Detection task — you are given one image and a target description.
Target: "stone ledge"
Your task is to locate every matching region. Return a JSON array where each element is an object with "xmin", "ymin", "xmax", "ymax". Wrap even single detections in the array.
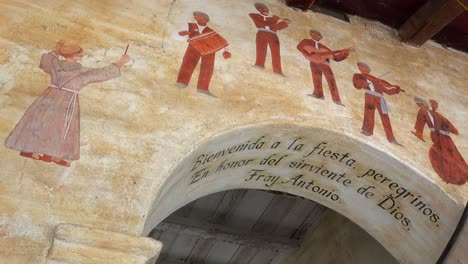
[{"xmin": 46, "ymin": 224, "xmax": 162, "ymax": 264}]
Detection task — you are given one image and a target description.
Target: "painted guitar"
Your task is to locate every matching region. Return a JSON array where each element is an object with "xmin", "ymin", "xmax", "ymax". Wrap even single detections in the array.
[{"xmin": 304, "ymin": 47, "xmax": 355, "ymax": 64}]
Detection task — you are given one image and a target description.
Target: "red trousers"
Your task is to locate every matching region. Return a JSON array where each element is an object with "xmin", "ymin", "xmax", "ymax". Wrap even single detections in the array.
[
  {"xmin": 255, "ymin": 31, "xmax": 282, "ymax": 74},
  {"xmin": 176, "ymin": 44, "xmax": 215, "ymax": 91},
  {"xmin": 362, "ymin": 93, "xmax": 396, "ymax": 141},
  {"xmin": 310, "ymin": 62, "xmax": 341, "ymax": 102}
]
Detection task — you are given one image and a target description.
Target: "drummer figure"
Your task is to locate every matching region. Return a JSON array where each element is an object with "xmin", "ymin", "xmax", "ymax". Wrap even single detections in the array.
[{"xmin": 176, "ymin": 11, "xmax": 231, "ymax": 96}]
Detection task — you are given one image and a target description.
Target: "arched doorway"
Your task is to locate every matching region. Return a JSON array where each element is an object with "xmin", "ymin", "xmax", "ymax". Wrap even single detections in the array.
[
  {"xmin": 142, "ymin": 124, "xmax": 461, "ymax": 263},
  {"xmin": 149, "ymin": 188, "xmax": 397, "ymax": 263}
]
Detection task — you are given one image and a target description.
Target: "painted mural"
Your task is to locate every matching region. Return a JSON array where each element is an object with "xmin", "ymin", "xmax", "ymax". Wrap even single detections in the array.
[
  {"xmin": 4, "ymin": 41, "xmax": 131, "ymax": 166},
  {"xmin": 297, "ymin": 30, "xmax": 354, "ymax": 105},
  {"xmin": 176, "ymin": 11, "xmax": 231, "ymax": 96},
  {"xmin": 412, "ymin": 97, "xmax": 468, "ymax": 185},
  {"xmin": 249, "ymin": 2, "xmax": 290, "ymax": 75},
  {"xmin": 352, "ymin": 62, "xmax": 404, "ymax": 145},
  {"xmin": 0, "ymin": 0, "xmax": 466, "ymax": 263},
  {"xmin": 5, "ymin": 3, "xmax": 464, "ymax": 182}
]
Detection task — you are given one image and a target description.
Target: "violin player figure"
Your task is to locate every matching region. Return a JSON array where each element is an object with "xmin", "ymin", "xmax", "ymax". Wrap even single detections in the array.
[
  {"xmin": 249, "ymin": 2, "xmax": 290, "ymax": 76},
  {"xmin": 297, "ymin": 29, "xmax": 354, "ymax": 106},
  {"xmin": 352, "ymin": 62, "xmax": 404, "ymax": 145}
]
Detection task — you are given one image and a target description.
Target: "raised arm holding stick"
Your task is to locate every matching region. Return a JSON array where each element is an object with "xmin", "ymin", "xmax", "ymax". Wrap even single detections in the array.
[{"xmin": 4, "ymin": 40, "xmax": 131, "ymax": 167}]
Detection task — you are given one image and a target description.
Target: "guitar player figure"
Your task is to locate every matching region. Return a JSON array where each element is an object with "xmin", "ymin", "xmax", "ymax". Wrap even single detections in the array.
[{"xmin": 297, "ymin": 30, "xmax": 354, "ymax": 106}]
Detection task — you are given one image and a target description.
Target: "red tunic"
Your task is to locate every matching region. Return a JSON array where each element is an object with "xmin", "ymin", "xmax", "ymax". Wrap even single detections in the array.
[
  {"xmin": 249, "ymin": 13, "xmax": 288, "ymax": 74},
  {"xmin": 298, "ymin": 39, "xmax": 349, "ymax": 103},
  {"xmin": 352, "ymin": 73, "xmax": 400, "ymax": 141},
  {"xmin": 414, "ymin": 109, "xmax": 468, "ymax": 185},
  {"xmin": 176, "ymin": 23, "xmax": 227, "ymax": 91}
]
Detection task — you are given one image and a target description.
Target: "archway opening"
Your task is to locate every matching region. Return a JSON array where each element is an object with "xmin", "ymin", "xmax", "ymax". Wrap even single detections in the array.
[
  {"xmin": 142, "ymin": 124, "xmax": 459, "ymax": 263},
  {"xmin": 149, "ymin": 188, "xmax": 397, "ymax": 264}
]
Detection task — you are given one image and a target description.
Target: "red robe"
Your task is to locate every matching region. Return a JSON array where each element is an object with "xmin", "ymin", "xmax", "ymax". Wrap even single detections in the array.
[
  {"xmin": 298, "ymin": 39, "xmax": 349, "ymax": 103},
  {"xmin": 414, "ymin": 109, "xmax": 468, "ymax": 185},
  {"xmin": 352, "ymin": 73, "xmax": 399, "ymax": 141},
  {"xmin": 176, "ymin": 23, "xmax": 223, "ymax": 91},
  {"xmin": 249, "ymin": 13, "xmax": 288, "ymax": 74}
]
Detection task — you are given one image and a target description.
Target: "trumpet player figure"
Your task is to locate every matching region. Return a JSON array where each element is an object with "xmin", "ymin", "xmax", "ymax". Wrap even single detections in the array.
[
  {"xmin": 297, "ymin": 30, "xmax": 354, "ymax": 106},
  {"xmin": 352, "ymin": 62, "xmax": 404, "ymax": 145},
  {"xmin": 249, "ymin": 2, "xmax": 290, "ymax": 76},
  {"xmin": 176, "ymin": 11, "xmax": 231, "ymax": 97}
]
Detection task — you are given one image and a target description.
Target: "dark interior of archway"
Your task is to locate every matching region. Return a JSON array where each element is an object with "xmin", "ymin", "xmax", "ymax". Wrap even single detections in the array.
[{"xmin": 149, "ymin": 189, "xmax": 397, "ymax": 264}]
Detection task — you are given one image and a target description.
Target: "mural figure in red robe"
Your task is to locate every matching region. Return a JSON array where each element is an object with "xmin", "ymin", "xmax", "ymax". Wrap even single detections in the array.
[
  {"xmin": 4, "ymin": 40, "xmax": 130, "ymax": 167},
  {"xmin": 249, "ymin": 2, "xmax": 290, "ymax": 76},
  {"xmin": 412, "ymin": 97, "xmax": 467, "ymax": 185},
  {"xmin": 176, "ymin": 11, "xmax": 231, "ymax": 97},
  {"xmin": 297, "ymin": 30, "xmax": 354, "ymax": 106},
  {"xmin": 352, "ymin": 62, "xmax": 403, "ymax": 145}
]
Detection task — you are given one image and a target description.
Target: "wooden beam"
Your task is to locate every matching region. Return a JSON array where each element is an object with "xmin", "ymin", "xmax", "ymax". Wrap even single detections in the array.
[
  {"xmin": 158, "ymin": 216, "xmax": 299, "ymax": 252},
  {"xmin": 292, "ymin": 204, "xmax": 327, "ymax": 240},
  {"xmin": 399, "ymin": 0, "xmax": 467, "ymax": 47},
  {"xmin": 155, "ymin": 260, "xmax": 184, "ymax": 264},
  {"xmin": 209, "ymin": 189, "xmax": 247, "ymax": 225},
  {"xmin": 286, "ymin": 0, "xmax": 316, "ymax": 11},
  {"xmin": 302, "ymin": 0, "xmax": 316, "ymax": 11},
  {"xmin": 185, "ymin": 238, "xmax": 217, "ymax": 263}
]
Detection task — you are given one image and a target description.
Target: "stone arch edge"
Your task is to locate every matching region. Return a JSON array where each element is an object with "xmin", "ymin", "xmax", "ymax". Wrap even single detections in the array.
[{"xmin": 140, "ymin": 122, "xmax": 463, "ymax": 263}]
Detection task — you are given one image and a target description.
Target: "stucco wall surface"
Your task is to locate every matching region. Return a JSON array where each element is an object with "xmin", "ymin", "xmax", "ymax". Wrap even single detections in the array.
[{"xmin": 0, "ymin": 0, "xmax": 466, "ymax": 263}]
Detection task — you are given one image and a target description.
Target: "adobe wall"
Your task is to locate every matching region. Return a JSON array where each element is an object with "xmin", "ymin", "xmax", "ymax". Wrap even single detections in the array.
[{"xmin": 0, "ymin": 0, "xmax": 466, "ymax": 263}]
